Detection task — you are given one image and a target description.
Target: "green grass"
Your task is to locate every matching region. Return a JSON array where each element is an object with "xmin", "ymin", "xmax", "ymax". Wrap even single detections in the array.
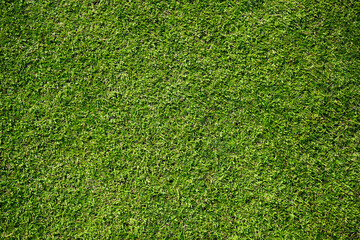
[{"xmin": 1, "ymin": 0, "xmax": 359, "ymax": 239}]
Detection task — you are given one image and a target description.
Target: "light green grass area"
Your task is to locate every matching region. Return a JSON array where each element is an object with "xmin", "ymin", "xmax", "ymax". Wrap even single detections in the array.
[{"xmin": 1, "ymin": 0, "xmax": 359, "ymax": 238}]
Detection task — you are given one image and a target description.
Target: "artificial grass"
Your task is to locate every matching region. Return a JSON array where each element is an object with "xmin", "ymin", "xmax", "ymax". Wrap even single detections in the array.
[{"xmin": 1, "ymin": 0, "xmax": 359, "ymax": 239}]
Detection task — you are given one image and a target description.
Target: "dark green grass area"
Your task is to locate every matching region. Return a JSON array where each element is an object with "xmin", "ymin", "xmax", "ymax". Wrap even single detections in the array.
[{"xmin": 1, "ymin": 0, "xmax": 360, "ymax": 238}]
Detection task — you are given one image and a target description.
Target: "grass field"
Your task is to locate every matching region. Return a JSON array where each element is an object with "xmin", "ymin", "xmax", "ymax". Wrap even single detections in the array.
[{"xmin": 1, "ymin": 0, "xmax": 359, "ymax": 239}]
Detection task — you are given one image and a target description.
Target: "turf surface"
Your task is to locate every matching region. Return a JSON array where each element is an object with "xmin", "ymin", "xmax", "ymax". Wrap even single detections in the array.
[{"xmin": 1, "ymin": 0, "xmax": 360, "ymax": 239}]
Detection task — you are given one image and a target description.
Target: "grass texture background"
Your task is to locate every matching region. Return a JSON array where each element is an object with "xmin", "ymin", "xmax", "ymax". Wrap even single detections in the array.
[{"xmin": 1, "ymin": 0, "xmax": 360, "ymax": 239}]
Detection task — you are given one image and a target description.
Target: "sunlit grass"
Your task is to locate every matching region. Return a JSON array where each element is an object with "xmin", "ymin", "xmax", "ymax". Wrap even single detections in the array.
[{"xmin": 1, "ymin": 0, "xmax": 359, "ymax": 238}]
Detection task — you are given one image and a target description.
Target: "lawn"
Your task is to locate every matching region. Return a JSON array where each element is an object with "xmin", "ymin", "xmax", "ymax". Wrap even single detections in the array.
[{"xmin": 1, "ymin": 0, "xmax": 359, "ymax": 239}]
